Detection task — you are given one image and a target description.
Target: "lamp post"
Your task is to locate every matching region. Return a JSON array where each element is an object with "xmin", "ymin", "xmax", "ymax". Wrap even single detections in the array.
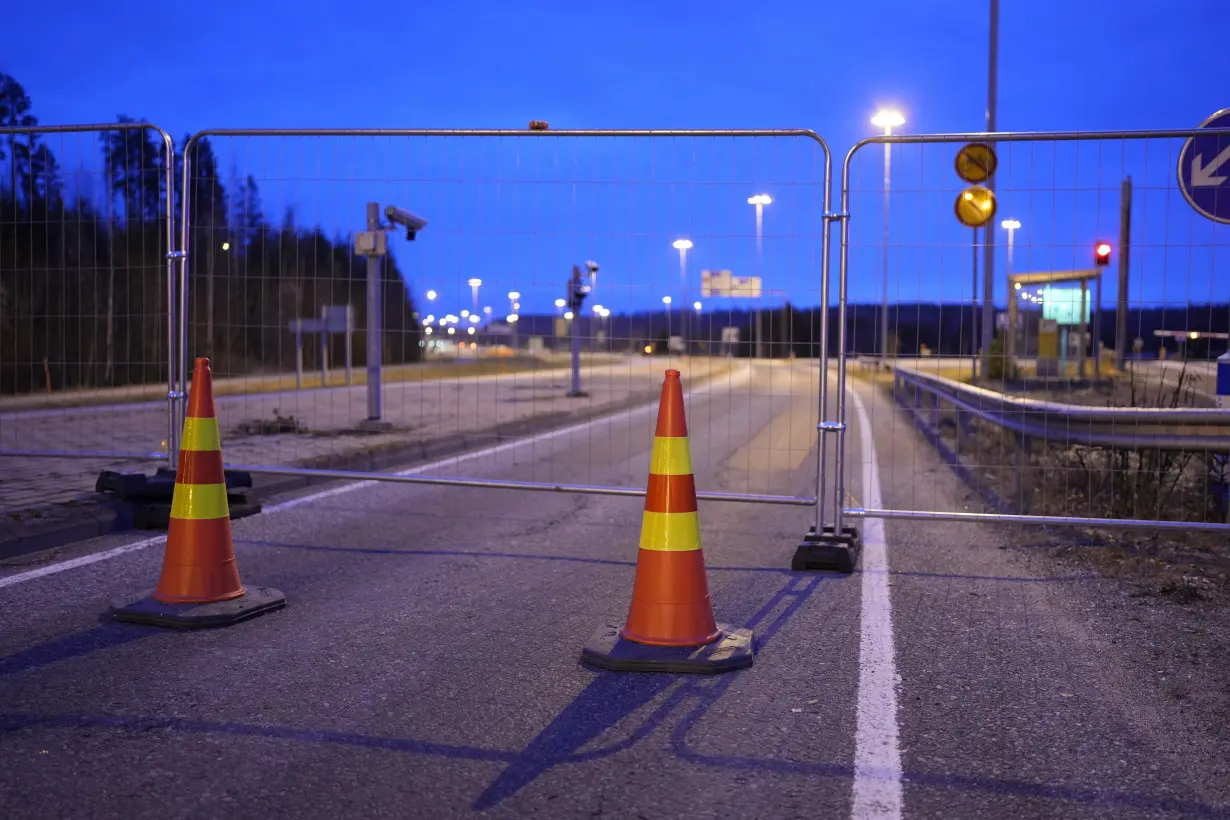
[
  {"xmin": 747, "ymin": 194, "xmax": 772, "ymax": 358},
  {"xmin": 1002, "ymin": 219, "xmax": 1021, "ymax": 369},
  {"xmin": 466, "ymin": 278, "xmax": 482, "ymax": 314},
  {"xmin": 871, "ymin": 109, "xmax": 905, "ymax": 360},
  {"xmin": 672, "ymin": 239, "xmax": 692, "ymax": 350}
]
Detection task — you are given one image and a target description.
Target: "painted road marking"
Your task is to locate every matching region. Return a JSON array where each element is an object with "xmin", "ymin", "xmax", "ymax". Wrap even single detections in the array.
[
  {"xmin": 848, "ymin": 380, "xmax": 904, "ymax": 819},
  {"xmin": 0, "ymin": 366, "xmax": 753, "ymax": 589}
]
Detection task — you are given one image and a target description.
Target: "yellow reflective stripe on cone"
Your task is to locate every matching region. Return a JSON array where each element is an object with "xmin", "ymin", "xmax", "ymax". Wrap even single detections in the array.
[
  {"xmin": 639, "ymin": 511, "xmax": 702, "ymax": 552},
  {"xmin": 649, "ymin": 437, "xmax": 693, "ymax": 477},
  {"xmin": 180, "ymin": 417, "xmax": 221, "ymax": 452},
  {"xmin": 170, "ymin": 483, "xmax": 230, "ymax": 520}
]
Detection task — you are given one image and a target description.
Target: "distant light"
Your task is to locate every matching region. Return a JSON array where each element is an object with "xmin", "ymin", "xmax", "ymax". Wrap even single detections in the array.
[
  {"xmin": 508, "ymin": 291, "xmax": 521, "ymax": 300},
  {"xmin": 1096, "ymin": 242, "xmax": 1112, "ymax": 257},
  {"xmin": 424, "ymin": 327, "xmax": 433, "ymax": 335},
  {"xmin": 871, "ymin": 109, "xmax": 906, "ymax": 130},
  {"xmin": 554, "ymin": 298, "xmax": 567, "ymax": 308},
  {"xmin": 672, "ymin": 239, "xmax": 693, "ymax": 251},
  {"xmin": 507, "ymin": 314, "xmax": 519, "ymax": 323},
  {"xmin": 1013, "ymin": 283, "xmax": 1021, "ymax": 291},
  {"xmin": 461, "ymin": 310, "xmax": 470, "ymax": 318},
  {"xmin": 662, "ymin": 296, "xmax": 673, "ymax": 305},
  {"xmin": 513, "ymin": 302, "xmax": 520, "ymax": 311},
  {"xmin": 470, "ymin": 342, "xmax": 477, "ymax": 350},
  {"xmin": 447, "ymin": 327, "xmax": 456, "ymax": 335},
  {"xmin": 599, "ymin": 308, "xmax": 610, "ymax": 318},
  {"xmin": 221, "ymin": 241, "xmax": 230, "ymax": 251},
  {"xmin": 1190, "ymin": 331, "xmax": 1200, "ymax": 340},
  {"xmin": 468, "ymin": 326, "xmax": 476, "ymax": 335},
  {"xmin": 467, "ymin": 278, "xmax": 483, "ymax": 287},
  {"xmin": 644, "ymin": 345, "xmax": 654, "ymax": 354},
  {"xmin": 426, "ymin": 290, "xmax": 438, "ymax": 301},
  {"xmin": 564, "ymin": 310, "xmax": 575, "ymax": 320},
  {"xmin": 483, "ymin": 306, "xmax": 492, "ymax": 315},
  {"xmin": 592, "ymin": 304, "xmax": 604, "ymax": 313},
  {"xmin": 1001, "ymin": 219, "xmax": 1021, "ymax": 230},
  {"xmin": 469, "ymin": 314, "xmax": 480, "ymax": 324},
  {"xmin": 747, "ymin": 194, "xmax": 772, "ymax": 206},
  {"xmin": 693, "ymin": 301, "xmax": 703, "ymax": 311}
]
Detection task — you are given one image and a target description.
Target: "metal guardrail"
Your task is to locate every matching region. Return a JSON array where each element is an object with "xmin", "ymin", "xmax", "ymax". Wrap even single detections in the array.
[{"xmin": 891, "ymin": 366, "xmax": 1230, "ymax": 451}]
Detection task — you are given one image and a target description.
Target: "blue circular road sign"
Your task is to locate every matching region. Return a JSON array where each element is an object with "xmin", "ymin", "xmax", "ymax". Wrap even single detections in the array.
[{"xmin": 1178, "ymin": 108, "xmax": 1230, "ymax": 225}]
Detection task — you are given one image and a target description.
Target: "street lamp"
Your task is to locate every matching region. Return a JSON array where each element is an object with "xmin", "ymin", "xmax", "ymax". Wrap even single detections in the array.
[
  {"xmin": 1002, "ymin": 219, "xmax": 1022, "ymax": 367},
  {"xmin": 871, "ymin": 108, "xmax": 906, "ymax": 360},
  {"xmin": 662, "ymin": 296, "xmax": 673, "ymax": 305},
  {"xmin": 221, "ymin": 241, "xmax": 230, "ymax": 251},
  {"xmin": 693, "ymin": 301, "xmax": 702, "ymax": 312},
  {"xmin": 672, "ymin": 239, "xmax": 693, "ymax": 347},
  {"xmin": 426, "ymin": 289, "xmax": 438, "ymax": 302},
  {"xmin": 747, "ymin": 194, "xmax": 772, "ymax": 358},
  {"xmin": 466, "ymin": 278, "xmax": 482, "ymax": 313},
  {"xmin": 554, "ymin": 298, "xmax": 566, "ymax": 311}
]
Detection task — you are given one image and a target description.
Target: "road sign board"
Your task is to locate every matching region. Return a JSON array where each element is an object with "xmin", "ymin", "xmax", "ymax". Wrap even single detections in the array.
[
  {"xmin": 954, "ymin": 142, "xmax": 997, "ymax": 184},
  {"xmin": 954, "ymin": 185, "xmax": 997, "ymax": 228},
  {"xmin": 1178, "ymin": 108, "xmax": 1230, "ymax": 225},
  {"xmin": 701, "ymin": 270, "xmax": 761, "ymax": 298}
]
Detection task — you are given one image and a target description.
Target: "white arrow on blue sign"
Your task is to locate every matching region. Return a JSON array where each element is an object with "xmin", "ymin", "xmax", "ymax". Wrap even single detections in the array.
[{"xmin": 1178, "ymin": 108, "xmax": 1230, "ymax": 225}]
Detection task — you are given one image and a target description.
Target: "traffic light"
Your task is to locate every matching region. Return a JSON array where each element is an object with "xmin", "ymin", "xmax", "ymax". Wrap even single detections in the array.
[{"xmin": 1094, "ymin": 241, "xmax": 1112, "ymax": 267}]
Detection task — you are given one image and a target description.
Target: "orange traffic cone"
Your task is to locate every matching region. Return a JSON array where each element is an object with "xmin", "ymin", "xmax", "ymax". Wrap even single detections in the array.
[
  {"xmin": 111, "ymin": 358, "xmax": 285, "ymax": 629},
  {"xmin": 581, "ymin": 370, "xmax": 753, "ymax": 673}
]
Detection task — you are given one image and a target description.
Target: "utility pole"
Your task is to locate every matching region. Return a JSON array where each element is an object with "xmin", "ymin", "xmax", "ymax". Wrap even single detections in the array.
[
  {"xmin": 980, "ymin": 0, "xmax": 999, "ymax": 380},
  {"xmin": 1115, "ymin": 176, "xmax": 1133, "ymax": 368}
]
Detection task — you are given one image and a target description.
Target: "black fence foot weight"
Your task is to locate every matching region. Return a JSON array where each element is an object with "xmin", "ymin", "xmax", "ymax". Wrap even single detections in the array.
[
  {"xmin": 580, "ymin": 623, "xmax": 753, "ymax": 674},
  {"xmin": 792, "ymin": 525, "xmax": 861, "ymax": 573},
  {"xmin": 109, "ymin": 586, "xmax": 287, "ymax": 630}
]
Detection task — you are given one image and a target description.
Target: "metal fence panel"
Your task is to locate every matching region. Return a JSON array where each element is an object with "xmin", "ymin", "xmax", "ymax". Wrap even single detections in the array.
[
  {"xmin": 179, "ymin": 129, "xmax": 833, "ymax": 514},
  {"xmin": 0, "ymin": 123, "xmax": 177, "ymax": 513},
  {"xmin": 837, "ymin": 127, "xmax": 1230, "ymax": 533}
]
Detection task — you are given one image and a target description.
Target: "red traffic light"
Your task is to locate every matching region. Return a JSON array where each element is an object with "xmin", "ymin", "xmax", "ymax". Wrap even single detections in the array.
[{"xmin": 1095, "ymin": 241, "xmax": 1112, "ymax": 266}]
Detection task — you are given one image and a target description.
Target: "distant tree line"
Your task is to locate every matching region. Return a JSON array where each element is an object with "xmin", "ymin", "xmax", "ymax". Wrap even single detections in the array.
[{"xmin": 0, "ymin": 73, "xmax": 421, "ymax": 396}]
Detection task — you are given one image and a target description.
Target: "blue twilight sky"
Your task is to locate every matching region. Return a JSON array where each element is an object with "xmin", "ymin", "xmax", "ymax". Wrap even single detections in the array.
[{"xmin": 4, "ymin": 0, "xmax": 1228, "ymax": 324}]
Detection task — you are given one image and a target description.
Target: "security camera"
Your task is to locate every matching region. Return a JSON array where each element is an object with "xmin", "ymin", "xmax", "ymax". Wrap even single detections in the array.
[{"xmin": 384, "ymin": 206, "xmax": 428, "ymax": 240}]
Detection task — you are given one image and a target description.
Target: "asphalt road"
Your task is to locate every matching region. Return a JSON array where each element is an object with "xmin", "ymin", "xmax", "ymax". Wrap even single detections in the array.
[{"xmin": 1, "ymin": 360, "xmax": 1227, "ymax": 819}]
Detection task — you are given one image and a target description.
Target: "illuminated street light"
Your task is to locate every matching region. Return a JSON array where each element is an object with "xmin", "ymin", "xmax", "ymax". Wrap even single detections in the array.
[
  {"xmin": 747, "ymin": 194, "xmax": 772, "ymax": 206},
  {"xmin": 554, "ymin": 298, "xmax": 566, "ymax": 309},
  {"xmin": 871, "ymin": 109, "xmax": 906, "ymax": 131},
  {"xmin": 599, "ymin": 308, "xmax": 610, "ymax": 318},
  {"xmin": 693, "ymin": 301, "xmax": 702, "ymax": 312},
  {"xmin": 424, "ymin": 327, "xmax": 433, "ymax": 335},
  {"xmin": 469, "ymin": 314, "xmax": 480, "ymax": 324},
  {"xmin": 662, "ymin": 296, "xmax": 672, "ymax": 305},
  {"xmin": 221, "ymin": 241, "xmax": 230, "ymax": 251},
  {"xmin": 508, "ymin": 291, "xmax": 521, "ymax": 300},
  {"xmin": 447, "ymin": 327, "xmax": 456, "ymax": 335},
  {"xmin": 564, "ymin": 310, "xmax": 575, "ymax": 320},
  {"xmin": 461, "ymin": 309, "xmax": 470, "ymax": 318},
  {"xmin": 426, "ymin": 289, "xmax": 438, "ymax": 302},
  {"xmin": 672, "ymin": 238, "xmax": 693, "ymax": 251},
  {"xmin": 468, "ymin": 326, "xmax": 476, "ymax": 335},
  {"xmin": 507, "ymin": 314, "xmax": 519, "ymax": 323}
]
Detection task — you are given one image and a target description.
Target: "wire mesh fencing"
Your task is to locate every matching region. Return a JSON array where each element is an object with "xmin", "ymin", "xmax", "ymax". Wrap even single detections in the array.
[
  {"xmin": 179, "ymin": 129, "xmax": 833, "ymax": 508},
  {"xmin": 839, "ymin": 128, "xmax": 1230, "ymax": 532},
  {"xmin": 0, "ymin": 123, "xmax": 176, "ymax": 515}
]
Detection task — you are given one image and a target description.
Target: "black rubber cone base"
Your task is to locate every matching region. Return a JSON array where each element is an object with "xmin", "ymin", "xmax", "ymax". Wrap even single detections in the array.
[
  {"xmin": 581, "ymin": 622, "xmax": 754, "ymax": 674},
  {"xmin": 792, "ymin": 525, "xmax": 861, "ymax": 574},
  {"xmin": 110, "ymin": 585, "xmax": 286, "ymax": 630}
]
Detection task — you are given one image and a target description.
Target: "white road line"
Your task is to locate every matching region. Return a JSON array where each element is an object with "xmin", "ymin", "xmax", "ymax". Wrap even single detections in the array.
[
  {"xmin": 0, "ymin": 365, "xmax": 752, "ymax": 589},
  {"xmin": 847, "ymin": 380, "xmax": 905, "ymax": 819}
]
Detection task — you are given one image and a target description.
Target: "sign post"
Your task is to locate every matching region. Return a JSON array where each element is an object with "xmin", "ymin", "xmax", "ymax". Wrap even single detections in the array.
[{"xmin": 1178, "ymin": 108, "xmax": 1230, "ymax": 225}]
